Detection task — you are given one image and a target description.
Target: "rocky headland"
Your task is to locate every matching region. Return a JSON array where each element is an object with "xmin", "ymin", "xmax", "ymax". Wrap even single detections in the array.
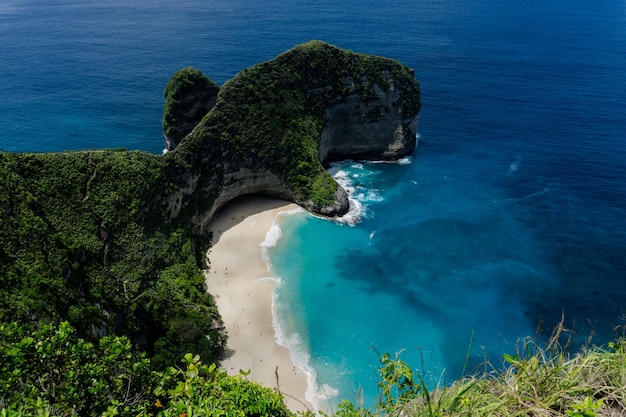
[
  {"xmin": 0, "ymin": 41, "xmax": 420, "ymax": 366},
  {"xmin": 162, "ymin": 40, "xmax": 420, "ymax": 232}
]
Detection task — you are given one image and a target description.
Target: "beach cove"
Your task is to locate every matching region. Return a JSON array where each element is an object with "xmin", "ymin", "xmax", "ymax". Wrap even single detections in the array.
[{"xmin": 205, "ymin": 196, "xmax": 313, "ymax": 412}]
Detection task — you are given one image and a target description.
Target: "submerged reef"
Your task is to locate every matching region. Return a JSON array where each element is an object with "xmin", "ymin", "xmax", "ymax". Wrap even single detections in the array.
[{"xmin": 0, "ymin": 41, "xmax": 420, "ymax": 365}]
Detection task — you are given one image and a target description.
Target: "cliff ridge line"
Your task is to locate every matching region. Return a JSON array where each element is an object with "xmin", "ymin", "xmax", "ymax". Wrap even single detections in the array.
[
  {"xmin": 0, "ymin": 41, "xmax": 420, "ymax": 363},
  {"xmin": 163, "ymin": 40, "xmax": 420, "ymax": 233}
]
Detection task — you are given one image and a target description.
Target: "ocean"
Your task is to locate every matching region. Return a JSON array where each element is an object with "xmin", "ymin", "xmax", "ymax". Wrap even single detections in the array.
[{"xmin": 2, "ymin": 0, "xmax": 626, "ymax": 410}]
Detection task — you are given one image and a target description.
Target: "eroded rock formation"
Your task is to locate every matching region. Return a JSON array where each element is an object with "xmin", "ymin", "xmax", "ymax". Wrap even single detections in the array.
[
  {"xmin": 0, "ymin": 41, "xmax": 421, "ymax": 366},
  {"xmin": 162, "ymin": 41, "xmax": 420, "ymax": 233},
  {"xmin": 318, "ymin": 84, "xmax": 419, "ymax": 164}
]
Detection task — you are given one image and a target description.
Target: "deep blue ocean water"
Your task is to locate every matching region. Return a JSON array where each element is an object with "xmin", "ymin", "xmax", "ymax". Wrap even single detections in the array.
[{"xmin": 2, "ymin": 0, "xmax": 626, "ymax": 410}]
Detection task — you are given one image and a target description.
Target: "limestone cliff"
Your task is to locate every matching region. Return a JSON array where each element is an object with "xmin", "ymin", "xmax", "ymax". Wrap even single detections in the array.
[
  {"xmin": 0, "ymin": 41, "xmax": 420, "ymax": 367},
  {"xmin": 163, "ymin": 40, "xmax": 420, "ymax": 233}
]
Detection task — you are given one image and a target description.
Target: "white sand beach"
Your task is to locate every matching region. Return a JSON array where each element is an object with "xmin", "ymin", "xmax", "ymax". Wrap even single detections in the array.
[{"xmin": 204, "ymin": 196, "xmax": 313, "ymax": 413}]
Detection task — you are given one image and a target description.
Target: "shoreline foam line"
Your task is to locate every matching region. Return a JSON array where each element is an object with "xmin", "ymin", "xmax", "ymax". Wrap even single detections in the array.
[
  {"xmin": 204, "ymin": 196, "xmax": 313, "ymax": 413},
  {"xmin": 260, "ymin": 211, "xmax": 340, "ymax": 412}
]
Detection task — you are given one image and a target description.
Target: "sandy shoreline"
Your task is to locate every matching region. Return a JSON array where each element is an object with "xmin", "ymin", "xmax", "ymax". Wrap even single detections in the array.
[{"xmin": 204, "ymin": 196, "xmax": 313, "ymax": 413}]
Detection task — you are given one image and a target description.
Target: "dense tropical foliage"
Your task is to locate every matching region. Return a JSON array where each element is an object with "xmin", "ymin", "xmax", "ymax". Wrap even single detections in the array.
[
  {"xmin": 0, "ymin": 149, "xmax": 225, "ymax": 369},
  {"xmin": 0, "ymin": 322, "xmax": 289, "ymax": 416}
]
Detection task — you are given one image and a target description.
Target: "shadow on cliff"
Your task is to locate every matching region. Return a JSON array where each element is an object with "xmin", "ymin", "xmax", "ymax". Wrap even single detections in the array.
[
  {"xmin": 161, "ymin": 40, "xmax": 420, "ymax": 234},
  {"xmin": 207, "ymin": 195, "xmax": 295, "ymax": 247}
]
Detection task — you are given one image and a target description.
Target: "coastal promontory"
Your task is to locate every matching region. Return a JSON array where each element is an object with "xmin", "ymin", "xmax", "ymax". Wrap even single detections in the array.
[
  {"xmin": 163, "ymin": 40, "xmax": 420, "ymax": 231},
  {"xmin": 0, "ymin": 41, "xmax": 420, "ymax": 368}
]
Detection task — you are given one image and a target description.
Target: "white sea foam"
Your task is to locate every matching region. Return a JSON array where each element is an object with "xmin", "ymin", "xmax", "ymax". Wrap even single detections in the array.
[
  {"xmin": 329, "ymin": 162, "xmax": 384, "ymax": 226},
  {"xmin": 356, "ymin": 189, "xmax": 384, "ymax": 202},
  {"xmin": 507, "ymin": 156, "xmax": 522, "ymax": 176},
  {"xmin": 369, "ymin": 156, "xmax": 413, "ymax": 165},
  {"xmin": 495, "ymin": 181, "xmax": 558, "ymax": 204},
  {"xmin": 334, "ymin": 198, "xmax": 365, "ymax": 226},
  {"xmin": 327, "ymin": 166, "xmax": 365, "ymax": 226},
  {"xmin": 258, "ymin": 208, "xmax": 338, "ymax": 411},
  {"xmin": 516, "ymin": 182, "xmax": 557, "ymax": 201},
  {"xmin": 269, "ymin": 284, "xmax": 339, "ymax": 412},
  {"xmin": 397, "ymin": 156, "xmax": 413, "ymax": 165},
  {"xmin": 259, "ymin": 207, "xmax": 303, "ymax": 268},
  {"xmin": 329, "ymin": 156, "xmax": 414, "ymax": 225},
  {"xmin": 260, "ymin": 223, "xmax": 282, "ymax": 269}
]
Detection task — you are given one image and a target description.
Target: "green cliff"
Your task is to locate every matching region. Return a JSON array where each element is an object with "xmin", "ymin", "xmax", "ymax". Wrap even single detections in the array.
[
  {"xmin": 163, "ymin": 40, "xmax": 420, "ymax": 228},
  {"xmin": 0, "ymin": 41, "xmax": 420, "ymax": 367},
  {"xmin": 162, "ymin": 67, "xmax": 220, "ymax": 151}
]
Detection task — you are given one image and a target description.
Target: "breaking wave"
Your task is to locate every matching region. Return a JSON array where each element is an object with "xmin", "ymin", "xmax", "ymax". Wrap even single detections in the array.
[{"xmin": 259, "ymin": 209, "xmax": 338, "ymax": 412}]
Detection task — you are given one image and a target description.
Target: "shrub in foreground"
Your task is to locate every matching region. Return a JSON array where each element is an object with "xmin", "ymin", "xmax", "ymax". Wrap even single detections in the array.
[
  {"xmin": 335, "ymin": 331, "xmax": 626, "ymax": 417},
  {"xmin": 0, "ymin": 322, "xmax": 290, "ymax": 417},
  {"xmin": 2, "ymin": 321, "xmax": 626, "ymax": 416}
]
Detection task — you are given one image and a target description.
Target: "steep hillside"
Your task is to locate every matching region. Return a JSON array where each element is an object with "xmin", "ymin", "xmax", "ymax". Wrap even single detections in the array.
[
  {"xmin": 0, "ymin": 41, "xmax": 420, "ymax": 367},
  {"xmin": 163, "ymin": 40, "xmax": 420, "ymax": 231}
]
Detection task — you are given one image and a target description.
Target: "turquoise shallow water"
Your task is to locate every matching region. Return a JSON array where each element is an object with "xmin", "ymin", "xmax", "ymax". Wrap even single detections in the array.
[
  {"xmin": 269, "ymin": 158, "xmax": 542, "ymax": 408},
  {"xmin": 2, "ymin": 0, "xmax": 626, "ymax": 411}
]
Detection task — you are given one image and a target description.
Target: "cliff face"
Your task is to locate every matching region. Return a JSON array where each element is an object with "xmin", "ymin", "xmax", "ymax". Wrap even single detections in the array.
[
  {"xmin": 164, "ymin": 40, "xmax": 420, "ymax": 233},
  {"xmin": 319, "ymin": 83, "xmax": 419, "ymax": 164},
  {"xmin": 0, "ymin": 41, "xmax": 420, "ymax": 367}
]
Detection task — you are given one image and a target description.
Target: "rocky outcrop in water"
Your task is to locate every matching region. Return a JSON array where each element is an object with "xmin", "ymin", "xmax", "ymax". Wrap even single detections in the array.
[{"xmin": 163, "ymin": 40, "xmax": 420, "ymax": 232}]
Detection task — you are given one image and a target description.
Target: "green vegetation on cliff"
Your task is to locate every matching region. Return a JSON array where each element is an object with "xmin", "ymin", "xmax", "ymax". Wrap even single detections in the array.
[
  {"xmin": 167, "ymin": 40, "xmax": 420, "ymax": 215},
  {"xmin": 0, "ymin": 41, "xmax": 422, "ymax": 414},
  {"xmin": 0, "ymin": 149, "xmax": 225, "ymax": 370},
  {"xmin": 8, "ymin": 40, "xmax": 622, "ymax": 417},
  {"xmin": 162, "ymin": 67, "xmax": 220, "ymax": 150},
  {"xmin": 0, "ymin": 40, "xmax": 417, "ymax": 372},
  {"xmin": 0, "ymin": 40, "xmax": 624, "ymax": 417}
]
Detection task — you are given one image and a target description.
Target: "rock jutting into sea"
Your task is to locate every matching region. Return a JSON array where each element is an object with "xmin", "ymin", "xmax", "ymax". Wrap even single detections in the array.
[
  {"xmin": 162, "ymin": 40, "xmax": 421, "ymax": 233},
  {"xmin": 0, "ymin": 40, "xmax": 420, "ymax": 367}
]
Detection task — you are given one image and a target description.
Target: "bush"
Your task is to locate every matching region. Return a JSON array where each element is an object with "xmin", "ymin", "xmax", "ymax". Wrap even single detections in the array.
[
  {"xmin": 0, "ymin": 322, "xmax": 152, "ymax": 415},
  {"xmin": 0, "ymin": 322, "xmax": 292, "ymax": 417},
  {"xmin": 335, "ymin": 331, "xmax": 626, "ymax": 417}
]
